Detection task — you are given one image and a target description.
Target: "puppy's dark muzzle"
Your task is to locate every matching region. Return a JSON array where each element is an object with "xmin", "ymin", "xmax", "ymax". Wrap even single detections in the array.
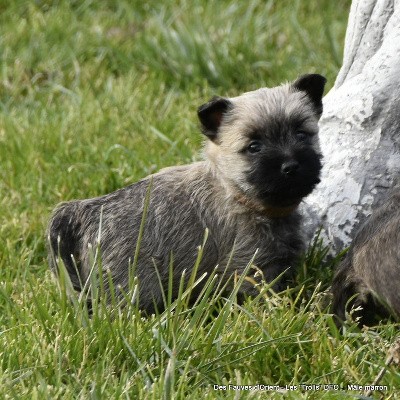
[{"xmin": 281, "ymin": 160, "xmax": 300, "ymax": 176}]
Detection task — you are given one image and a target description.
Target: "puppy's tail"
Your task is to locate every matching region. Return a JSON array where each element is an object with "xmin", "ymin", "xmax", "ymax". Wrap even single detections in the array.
[{"xmin": 47, "ymin": 201, "xmax": 83, "ymax": 292}]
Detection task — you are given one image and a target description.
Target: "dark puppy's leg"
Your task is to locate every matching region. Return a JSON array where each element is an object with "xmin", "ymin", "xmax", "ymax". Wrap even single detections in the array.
[
  {"xmin": 332, "ymin": 255, "xmax": 355, "ymax": 326},
  {"xmin": 332, "ymin": 253, "xmax": 391, "ymax": 328}
]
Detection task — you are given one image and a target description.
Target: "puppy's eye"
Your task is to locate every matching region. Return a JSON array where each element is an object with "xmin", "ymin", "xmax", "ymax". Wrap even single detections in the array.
[
  {"xmin": 296, "ymin": 131, "xmax": 309, "ymax": 141},
  {"xmin": 247, "ymin": 141, "xmax": 263, "ymax": 154}
]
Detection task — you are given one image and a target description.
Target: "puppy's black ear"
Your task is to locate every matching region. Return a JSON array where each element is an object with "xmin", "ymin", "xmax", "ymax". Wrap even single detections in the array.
[
  {"xmin": 292, "ymin": 74, "xmax": 327, "ymax": 115},
  {"xmin": 197, "ymin": 96, "xmax": 232, "ymax": 141}
]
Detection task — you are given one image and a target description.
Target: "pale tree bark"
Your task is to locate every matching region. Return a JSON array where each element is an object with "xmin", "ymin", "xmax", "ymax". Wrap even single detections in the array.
[{"xmin": 303, "ymin": 0, "xmax": 400, "ymax": 251}]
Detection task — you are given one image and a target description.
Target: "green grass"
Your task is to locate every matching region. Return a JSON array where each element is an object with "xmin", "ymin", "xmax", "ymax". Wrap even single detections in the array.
[{"xmin": 1, "ymin": 0, "xmax": 399, "ymax": 398}]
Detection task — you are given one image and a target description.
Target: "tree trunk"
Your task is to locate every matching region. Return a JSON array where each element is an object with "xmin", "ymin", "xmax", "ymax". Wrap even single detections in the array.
[{"xmin": 303, "ymin": 0, "xmax": 400, "ymax": 252}]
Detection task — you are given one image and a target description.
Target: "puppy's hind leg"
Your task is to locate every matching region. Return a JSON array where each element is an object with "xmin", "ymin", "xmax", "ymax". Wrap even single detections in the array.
[{"xmin": 47, "ymin": 202, "xmax": 83, "ymax": 292}]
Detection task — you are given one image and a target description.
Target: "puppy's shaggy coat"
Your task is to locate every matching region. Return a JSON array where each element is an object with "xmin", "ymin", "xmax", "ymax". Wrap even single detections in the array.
[
  {"xmin": 332, "ymin": 186, "xmax": 400, "ymax": 326},
  {"xmin": 48, "ymin": 74, "xmax": 326, "ymax": 313}
]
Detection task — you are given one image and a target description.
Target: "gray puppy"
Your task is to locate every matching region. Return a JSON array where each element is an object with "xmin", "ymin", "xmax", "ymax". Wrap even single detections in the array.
[
  {"xmin": 48, "ymin": 74, "xmax": 326, "ymax": 314},
  {"xmin": 332, "ymin": 186, "xmax": 400, "ymax": 327}
]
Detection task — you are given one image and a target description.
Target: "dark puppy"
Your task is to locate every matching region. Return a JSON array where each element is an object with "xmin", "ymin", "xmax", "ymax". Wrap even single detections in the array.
[
  {"xmin": 332, "ymin": 186, "xmax": 400, "ymax": 327},
  {"xmin": 48, "ymin": 74, "xmax": 326, "ymax": 314}
]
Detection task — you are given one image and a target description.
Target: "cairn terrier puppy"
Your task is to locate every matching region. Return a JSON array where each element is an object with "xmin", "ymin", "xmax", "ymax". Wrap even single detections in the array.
[
  {"xmin": 332, "ymin": 186, "xmax": 400, "ymax": 327},
  {"xmin": 48, "ymin": 74, "xmax": 326, "ymax": 314}
]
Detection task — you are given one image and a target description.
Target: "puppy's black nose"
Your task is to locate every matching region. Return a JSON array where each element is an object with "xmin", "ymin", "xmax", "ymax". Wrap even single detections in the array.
[{"xmin": 281, "ymin": 160, "xmax": 299, "ymax": 175}]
